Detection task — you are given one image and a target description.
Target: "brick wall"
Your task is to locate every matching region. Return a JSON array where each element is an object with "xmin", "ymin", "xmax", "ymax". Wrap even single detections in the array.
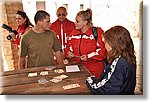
[{"xmin": 1, "ymin": 0, "xmax": 23, "ymax": 71}]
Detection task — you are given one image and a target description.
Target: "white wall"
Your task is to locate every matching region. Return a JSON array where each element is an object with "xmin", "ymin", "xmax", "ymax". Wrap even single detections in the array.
[
  {"xmin": 22, "ymin": 0, "xmax": 142, "ymax": 37},
  {"xmin": 22, "ymin": 0, "xmax": 37, "ymax": 25}
]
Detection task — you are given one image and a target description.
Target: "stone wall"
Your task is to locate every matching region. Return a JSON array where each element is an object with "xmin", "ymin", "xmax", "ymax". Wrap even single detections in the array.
[{"xmin": 1, "ymin": 0, "xmax": 23, "ymax": 71}]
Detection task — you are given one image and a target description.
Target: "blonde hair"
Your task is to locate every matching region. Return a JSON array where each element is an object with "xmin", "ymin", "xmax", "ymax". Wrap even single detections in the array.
[{"xmin": 77, "ymin": 8, "xmax": 92, "ymax": 25}]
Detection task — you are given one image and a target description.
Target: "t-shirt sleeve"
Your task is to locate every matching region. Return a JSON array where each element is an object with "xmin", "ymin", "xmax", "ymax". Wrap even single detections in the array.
[
  {"xmin": 18, "ymin": 35, "xmax": 28, "ymax": 57},
  {"xmin": 52, "ymin": 31, "xmax": 61, "ymax": 52}
]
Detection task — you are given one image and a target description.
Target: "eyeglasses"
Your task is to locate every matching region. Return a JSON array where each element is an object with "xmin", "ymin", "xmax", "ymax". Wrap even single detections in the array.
[{"xmin": 57, "ymin": 13, "xmax": 66, "ymax": 16}]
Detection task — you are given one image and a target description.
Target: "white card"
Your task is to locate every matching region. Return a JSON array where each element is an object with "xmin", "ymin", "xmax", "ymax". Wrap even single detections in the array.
[
  {"xmin": 63, "ymin": 83, "xmax": 80, "ymax": 90},
  {"xmin": 28, "ymin": 72, "xmax": 38, "ymax": 77},
  {"xmin": 50, "ymin": 78, "xmax": 62, "ymax": 83},
  {"xmin": 40, "ymin": 71, "xmax": 48, "ymax": 76},
  {"xmin": 66, "ymin": 65, "xmax": 80, "ymax": 72},
  {"xmin": 54, "ymin": 69, "xmax": 64, "ymax": 73}
]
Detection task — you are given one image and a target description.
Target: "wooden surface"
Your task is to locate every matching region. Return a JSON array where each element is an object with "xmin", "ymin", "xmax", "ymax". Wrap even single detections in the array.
[{"xmin": 0, "ymin": 64, "xmax": 92, "ymax": 95}]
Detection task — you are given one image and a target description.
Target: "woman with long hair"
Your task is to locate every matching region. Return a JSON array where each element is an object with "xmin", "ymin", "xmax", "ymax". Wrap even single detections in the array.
[
  {"xmin": 10, "ymin": 11, "xmax": 34, "ymax": 69},
  {"xmin": 86, "ymin": 25, "xmax": 136, "ymax": 95},
  {"xmin": 10, "ymin": 10, "xmax": 34, "ymax": 48}
]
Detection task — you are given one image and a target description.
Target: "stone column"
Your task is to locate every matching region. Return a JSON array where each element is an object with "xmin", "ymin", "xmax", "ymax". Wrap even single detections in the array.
[{"xmin": 2, "ymin": 0, "xmax": 23, "ymax": 70}]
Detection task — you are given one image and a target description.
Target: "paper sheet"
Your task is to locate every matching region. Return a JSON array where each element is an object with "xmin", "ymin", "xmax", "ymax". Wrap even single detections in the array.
[{"xmin": 66, "ymin": 65, "xmax": 80, "ymax": 72}]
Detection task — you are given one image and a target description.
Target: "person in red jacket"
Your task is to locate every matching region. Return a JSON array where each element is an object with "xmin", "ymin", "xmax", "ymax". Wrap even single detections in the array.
[
  {"xmin": 50, "ymin": 6, "xmax": 75, "ymax": 51},
  {"xmin": 65, "ymin": 9, "xmax": 106, "ymax": 79},
  {"xmin": 10, "ymin": 11, "xmax": 34, "ymax": 48},
  {"xmin": 9, "ymin": 11, "xmax": 34, "ymax": 69}
]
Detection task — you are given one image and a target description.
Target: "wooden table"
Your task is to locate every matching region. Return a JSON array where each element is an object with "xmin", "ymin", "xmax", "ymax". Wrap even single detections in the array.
[{"xmin": 0, "ymin": 64, "xmax": 92, "ymax": 95}]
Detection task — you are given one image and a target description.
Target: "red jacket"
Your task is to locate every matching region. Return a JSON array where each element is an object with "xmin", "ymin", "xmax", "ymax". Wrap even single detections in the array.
[
  {"xmin": 50, "ymin": 19, "xmax": 75, "ymax": 47},
  {"xmin": 65, "ymin": 26, "xmax": 106, "ymax": 78},
  {"xmin": 11, "ymin": 24, "xmax": 31, "ymax": 48}
]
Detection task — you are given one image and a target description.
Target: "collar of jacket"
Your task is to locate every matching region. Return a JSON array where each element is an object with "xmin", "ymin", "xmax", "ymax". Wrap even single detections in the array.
[
  {"xmin": 18, "ymin": 23, "xmax": 26, "ymax": 29},
  {"xmin": 73, "ymin": 26, "xmax": 93, "ymax": 36},
  {"xmin": 56, "ymin": 18, "xmax": 68, "ymax": 24}
]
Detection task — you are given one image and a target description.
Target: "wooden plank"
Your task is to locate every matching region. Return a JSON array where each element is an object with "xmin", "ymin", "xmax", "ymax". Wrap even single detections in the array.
[
  {"xmin": 1, "ymin": 66, "xmax": 53, "ymax": 76},
  {"xmin": 1, "ymin": 64, "xmax": 92, "ymax": 95},
  {"xmin": 1, "ymin": 77, "xmax": 91, "ymax": 95},
  {"xmin": 1, "ymin": 64, "xmax": 88, "ymax": 76},
  {"xmin": 1, "ymin": 70, "xmax": 90, "ymax": 87},
  {"xmin": 1, "ymin": 64, "xmax": 91, "ymax": 86}
]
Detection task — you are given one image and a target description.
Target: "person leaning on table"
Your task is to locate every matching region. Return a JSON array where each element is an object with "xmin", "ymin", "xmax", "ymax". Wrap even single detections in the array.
[
  {"xmin": 18, "ymin": 10, "xmax": 64, "ymax": 69},
  {"xmin": 86, "ymin": 25, "xmax": 136, "ymax": 95}
]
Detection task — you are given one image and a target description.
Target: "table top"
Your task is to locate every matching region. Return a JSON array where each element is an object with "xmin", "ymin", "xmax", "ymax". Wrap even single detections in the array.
[{"xmin": 0, "ymin": 64, "xmax": 92, "ymax": 95}]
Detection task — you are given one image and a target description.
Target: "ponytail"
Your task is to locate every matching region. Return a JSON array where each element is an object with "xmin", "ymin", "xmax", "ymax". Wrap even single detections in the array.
[{"xmin": 77, "ymin": 8, "xmax": 92, "ymax": 25}]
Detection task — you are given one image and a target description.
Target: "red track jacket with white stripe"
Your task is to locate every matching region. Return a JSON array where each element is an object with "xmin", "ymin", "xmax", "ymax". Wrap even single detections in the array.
[
  {"xmin": 50, "ymin": 19, "xmax": 75, "ymax": 47},
  {"xmin": 65, "ymin": 26, "xmax": 106, "ymax": 78}
]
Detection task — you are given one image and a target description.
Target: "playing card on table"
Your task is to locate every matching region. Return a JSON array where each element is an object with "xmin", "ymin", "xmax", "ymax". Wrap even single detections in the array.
[
  {"xmin": 28, "ymin": 72, "xmax": 38, "ymax": 77},
  {"xmin": 63, "ymin": 83, "xmax": 80, "ymax": 90},
  {"xmin": 66, "ymin": 65, "xmax": 80, "ymax": 72},
  {"xmin": 49, "ymin": 74, "xmax": 68, "ymax": 83},
  {"xmin": 38, "ymin": 79, "xmax": 49, "ymax": 84},
  {"xmin": 54, "ymin": 69, "xmax": 64, "ymax": 73},
  {"xmin": 49, "ymin": 78, "xmax": 62, "ymax": 83},
  {"xmin": 54, "ymin": 74, "xmax": 68, "ymax": 79},
  {"xmin": 40, "ymin": 71, "xmax": 48, "ymax": 76},
  {"xmin": 45, "ymin": 66, "xmax": 56, "ymax": 70}
]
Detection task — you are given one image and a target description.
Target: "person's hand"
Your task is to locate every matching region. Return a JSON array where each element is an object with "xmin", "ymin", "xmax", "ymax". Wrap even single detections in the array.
[
  {"xmin": 67, "ymin": 51, "xmax": 75, "ymax": 58},
  {"xmin": 9, "ymin": 33, "xmax": 16, "ymax": 41},
  {"xmin": 80, "ymin": 55, "xmax": 87, "ymax": 61}
]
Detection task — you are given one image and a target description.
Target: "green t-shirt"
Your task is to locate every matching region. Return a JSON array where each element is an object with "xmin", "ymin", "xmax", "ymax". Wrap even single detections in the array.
[{"xmin": 19, "ymin": 29, "xmax": 61, "ymax": 68}]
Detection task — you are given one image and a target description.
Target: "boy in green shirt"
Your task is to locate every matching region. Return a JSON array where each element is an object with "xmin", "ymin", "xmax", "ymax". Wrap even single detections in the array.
[{"xmin": 19, "ymin": 10, "xmax": 64, "ymax": 69}]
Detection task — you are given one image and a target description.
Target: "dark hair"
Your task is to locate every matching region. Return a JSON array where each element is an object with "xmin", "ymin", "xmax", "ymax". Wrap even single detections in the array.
[
  {"xmin": 34, "ymin": 10, "xmax": 50, "ymax": 24},
  {"xmin": 103, "ymin": 25, "xmax": 136, "ymax": 65},
  {"xmin": 77, "ymin": 8, "xmax": 92, "ymax": 25},
  {"xmin": 16, "ymin": 11, "xmax": 34, "ymax": 29}
]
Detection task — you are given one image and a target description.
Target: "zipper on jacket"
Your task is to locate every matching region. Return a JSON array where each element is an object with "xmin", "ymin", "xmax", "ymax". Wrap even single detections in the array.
[{"xmin": 79, "ymin": 34, "xmax": 83, "ymax": 62}]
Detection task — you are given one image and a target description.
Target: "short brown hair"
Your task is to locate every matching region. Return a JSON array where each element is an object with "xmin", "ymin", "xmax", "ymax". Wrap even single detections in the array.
[{"xmin": 34, "ymin": 10, "xmax": 50, "ymax": 24}]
